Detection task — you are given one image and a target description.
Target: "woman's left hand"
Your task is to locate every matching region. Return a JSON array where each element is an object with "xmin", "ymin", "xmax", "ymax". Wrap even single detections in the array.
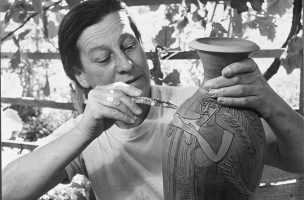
[{"xmin": 202, "ymin": 58, "xmax": 279, "ymax": 119}]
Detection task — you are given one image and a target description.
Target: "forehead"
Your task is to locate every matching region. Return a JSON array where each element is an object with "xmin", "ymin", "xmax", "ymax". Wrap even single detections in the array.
[{"xmin": 77, "ymin": 11, "xmax": 133, "ymax": 51}]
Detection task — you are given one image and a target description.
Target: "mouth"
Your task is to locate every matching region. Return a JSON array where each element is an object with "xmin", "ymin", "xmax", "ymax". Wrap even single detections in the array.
[{"xmin": 125, "ymin": 75, "xmax": 141, "ymax": 85}]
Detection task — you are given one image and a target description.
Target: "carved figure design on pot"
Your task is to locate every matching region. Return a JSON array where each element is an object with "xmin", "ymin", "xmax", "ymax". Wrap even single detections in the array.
[{"xmin": 162, "ymin": 38, "xmax": 266, "ymax": 200}]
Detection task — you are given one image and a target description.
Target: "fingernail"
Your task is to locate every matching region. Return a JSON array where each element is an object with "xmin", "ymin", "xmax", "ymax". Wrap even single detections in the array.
[
  {"xmin": 217, "ymin": 97, "xmax": 225, "ymax": 103},
  {"xmin": 222, "ymin": 67, "xmax": 231, "ymax": 77},
  {"xmin": 208, "ymin": 90, "xmax": 217, "ymax": 98},
  {"xmin": 135, "ymin": 89, "xmax": 142, "ymax": 95}
]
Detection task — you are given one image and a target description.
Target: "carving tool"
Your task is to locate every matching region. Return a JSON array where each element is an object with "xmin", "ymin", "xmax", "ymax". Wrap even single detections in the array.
[{"xmin": 132, "ymin": 97, "xmax": 179, "ymax": 109}]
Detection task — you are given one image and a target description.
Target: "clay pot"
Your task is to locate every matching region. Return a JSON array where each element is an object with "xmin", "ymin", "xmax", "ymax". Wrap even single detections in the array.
[{"xmin": 162, "ymin": 38, "xmax": 266, "ymax": 200}]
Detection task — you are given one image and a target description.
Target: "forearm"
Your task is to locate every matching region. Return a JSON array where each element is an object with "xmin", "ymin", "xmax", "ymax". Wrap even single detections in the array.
[
  {"xmin": 264, "ymin": 95, "xmax": 304, "ymax": 173},
  {"xmin": 2, "ymin": 128, "xmax": 95, "ymax": 200}
]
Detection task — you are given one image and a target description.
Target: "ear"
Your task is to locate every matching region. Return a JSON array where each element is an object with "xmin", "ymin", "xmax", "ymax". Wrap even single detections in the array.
[{"xmin": 74, "ymin": 68, "xmax": 90, "ymax": 88}]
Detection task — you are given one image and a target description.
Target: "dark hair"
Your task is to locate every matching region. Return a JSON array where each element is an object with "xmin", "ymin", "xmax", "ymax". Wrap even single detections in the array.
[{"xmin": 58, "ymin": 0, "xmax": 142, "ymax": 89}]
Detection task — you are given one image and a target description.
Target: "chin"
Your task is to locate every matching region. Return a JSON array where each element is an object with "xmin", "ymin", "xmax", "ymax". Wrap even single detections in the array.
[{"xmin": 132, "ymin": 76, "xmax": 151, "ymax": 97}]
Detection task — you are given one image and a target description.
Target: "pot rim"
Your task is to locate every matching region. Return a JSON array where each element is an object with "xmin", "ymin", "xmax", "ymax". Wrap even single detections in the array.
[{"xmin": 189, "ymin": 37, "xmax": 260, "ymax": 53}]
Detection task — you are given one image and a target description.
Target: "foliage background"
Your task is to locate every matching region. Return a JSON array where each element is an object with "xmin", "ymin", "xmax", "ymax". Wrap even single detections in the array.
[{"xmin": 1, "ymin": 0, "xmax": 302, "ymax": 199}]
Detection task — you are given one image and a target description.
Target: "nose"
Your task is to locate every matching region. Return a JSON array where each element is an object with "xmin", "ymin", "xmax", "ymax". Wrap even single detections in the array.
[{"xmin": 116, "ymin": 51, "xmax": 133, "ymax": 74}]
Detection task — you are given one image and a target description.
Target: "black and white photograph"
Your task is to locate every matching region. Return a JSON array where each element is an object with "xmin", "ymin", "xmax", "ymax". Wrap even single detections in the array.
[{"xmin": 1, "ymin": 0, "xmax": 304, "ymax": 199}]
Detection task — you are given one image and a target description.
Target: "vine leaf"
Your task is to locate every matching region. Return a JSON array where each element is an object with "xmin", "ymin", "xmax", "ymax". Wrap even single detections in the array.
[
  {"xmin": 48, "ymin": 20, "xmax": 57, "ymax": 39},
  {"xmin": 18, "ymin": 29, "xmax": 31, "ymax": 40},
  {"xmin": 186, "ymin": 0, "xmax": 200, "ymax": 8},
  {"xmin": 198, "ymin": 0, "xmax": 208, "ymax": 5},
  {"xmin": 4, "ymin": 0, "xmax": 19, "ymax": 24},
  {"xmin": 149, "ymin": 5, "xmax": 160, "ymax": 12},
  {"xmin": 192, "ymin": 9, "xmax": 203, "ymax": 22},
  {"xmin": 192, "ymin": 9, "xmax": 208, "ymax": 28},
  {"xmin": 1, "ymin": 0, "xmax": 10, "ymax": 12},
  {"xmin": 150, "ymin": 46, "xmax": 164, "ymax": 85},
  {"xmin": 155, "ymin": 26, "xmax": 176, "ymax": 48},
  {"xmin": 10, "ymin": 49, "xmax": 21, "ymax": 70},
  {"xmin": 231, "ymin": 0, "xmax": 249, "ymax": 13},
  {"xmin": 4, "ymin": 8, "xmax": 13, "ymax": 24},
  {"xmin": 163, "ymin": 69, "xmax": 181, "ymax": 86},
  {"xmin": 43, "ymin": 71, "xmax": 50, "ymax": 97},
  {"xmin": 165, "ymin": 5, "xmax": 179, "ymax": 24},
  {"xmin": 249, "ymin": 0, "xmax": 263, "ymax": 12},
  {"xmin": 251, "ymin": 15, "xmax": 277, "ymax": 41},
  {"xmin": 0, "ymin": 21, "xmax": 6, "ymax": 36},
  {"xmin": 281, "ymin": 36, "xmax": 303, "ymax": 74},
  {"xmin": 210, "ymin": 22, "xmax": 227, "ymax": 37},
  {"xmin": 55, "ymin": 12, "xmax": 64, "ymax": 22},
  {"xmin": 12, "ymin": 36, "xmax": 19, "ymax": 47},
  {"xmin": 12, "ymin": 8, "xmax": 27, "ymax": 23},
  {"xmin": 231, "ymin": 0, "xmax": 263, "ymax": 13},
  {"xmin": 177, "ymin": 16, "xmax": 189, "ymax": 32},
  {"xmin": 267, "ymin": 0, "xmax": 293, "ymax": 17},
  {"xmin": 32, "ymin": 0, "xmax": 42, "ymax": 14}
]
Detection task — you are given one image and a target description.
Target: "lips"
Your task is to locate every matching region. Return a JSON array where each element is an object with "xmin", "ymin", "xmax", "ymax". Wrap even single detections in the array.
[{"xmin": 125, "ymin": 75, "xmax": 141, "ymax": 84}]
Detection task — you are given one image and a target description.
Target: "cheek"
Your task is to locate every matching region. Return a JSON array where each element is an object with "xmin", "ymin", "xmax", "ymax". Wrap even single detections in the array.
[
  {"xmin": 135, "ymin": 49, "xmax": 150, "ymax": 74},
  {"xmin": 86, "ymin": 66, "xmax": 115, "ymax": 86}
]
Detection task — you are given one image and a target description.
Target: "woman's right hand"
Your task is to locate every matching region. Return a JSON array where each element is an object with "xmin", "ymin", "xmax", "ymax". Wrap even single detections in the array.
[{"xmin": 76, "ymin": 82, "xmax": 143, "ymax": 139}]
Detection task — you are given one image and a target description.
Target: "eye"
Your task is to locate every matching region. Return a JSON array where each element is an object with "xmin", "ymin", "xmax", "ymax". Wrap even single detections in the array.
[
  {"xmin": 97, "ymin": 55, "xmax": 112, "ymax": 64},
  {"xmin": 122, "ymin": 38, "xmax": 137, "ymax": 51},
  {"xmin": 123, "ymin": 42, "xmax": 136, "ymax": 51}
]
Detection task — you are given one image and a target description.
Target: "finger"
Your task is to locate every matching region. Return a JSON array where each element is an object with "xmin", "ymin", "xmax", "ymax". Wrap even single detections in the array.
[
  {"xmin": 217, "ymin": 96, "xmax": 259, "ymax": 108},
  {"xmin": 102, "ymin": 95, "xmax": 138, "ymax": 122},
  {"xmin": 203, "ymin": 76, "xmax": 239, "ymax": 90},
  {"xmin": 109, "ymin": 89, "xmax": 142, "ymax": 115},
  {"xmin": 208, "ymin": 85, "xmax": 258, "ymax": 98},
  {"xmin": 203, "ymin": 76, "xmax": 228, "ymax": 91},
  {"xmin": 222, "ymin": 58, "xmax": 258, "ymax": 78},
  {"xmin": 112, "ymin": 82, "xmax": 142, "ymax": 97},
  {"xmin": 101, "ymin": 106, "xmax": 136, "ymax": 124},
  {"xmin": 90, "ymin": 89, "xmax": 138, "ymax": 121},
  {"xmin": 203, "ymin": 72, "xmax": 261, "ymax": 90},
  {"xmin": 119, "ymin": 95, "xmax": 142, "ymax": 115}
]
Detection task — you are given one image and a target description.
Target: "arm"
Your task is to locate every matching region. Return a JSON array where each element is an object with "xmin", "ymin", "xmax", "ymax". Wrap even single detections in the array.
[
  {"xmin": 3, "ymin": 128, "xmax": 94, "ymax": 200},
  {"xmin": 261, "ymin": 98, "xmax": 304, "ymax": 173},
  {"xmin": 202, "ymin": 59, "xmax": 304, "ymax": 173},
  {"xmin": 2, "ymin": 82, "xmax": 143, "ymax": 200}
]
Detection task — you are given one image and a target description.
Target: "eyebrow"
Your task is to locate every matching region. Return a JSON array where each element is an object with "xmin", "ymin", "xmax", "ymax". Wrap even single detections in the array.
[
  {"xmin": 88, "ymin": 33, "xmax": 136, "ymax": 55},
  {"xmin": 88, "ymin": 45, "xmax": 109, "ymax": 55},
  {"xmin": 119, "ymin": 33, "xmax": 136, "ymax": 44}
]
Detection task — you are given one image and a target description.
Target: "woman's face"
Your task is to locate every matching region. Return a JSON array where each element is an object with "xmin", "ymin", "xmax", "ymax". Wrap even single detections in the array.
[{"xmin": 76, "ymin": 11, "xmax": 151, "ymax": 97}]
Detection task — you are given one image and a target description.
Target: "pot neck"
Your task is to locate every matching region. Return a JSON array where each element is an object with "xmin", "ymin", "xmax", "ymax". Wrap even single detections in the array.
[
  {"xmin": 202, "ymin": 65, "xmax": 224, "ymax": 82},
  {"xmin": 197, "ymin": 51, "xmax": 249, "ymax": 83}
]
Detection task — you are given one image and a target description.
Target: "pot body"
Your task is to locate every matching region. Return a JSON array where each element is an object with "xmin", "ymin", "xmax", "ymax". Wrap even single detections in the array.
[{"xmin": 162, "ymin": 38, "xmax": 265, "ymax": 200}]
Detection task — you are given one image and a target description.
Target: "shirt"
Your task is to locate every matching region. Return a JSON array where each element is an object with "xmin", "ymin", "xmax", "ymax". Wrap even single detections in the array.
[{"xmin": 41, "ymin": 85, "xmax": 198, "ymax": 200}]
